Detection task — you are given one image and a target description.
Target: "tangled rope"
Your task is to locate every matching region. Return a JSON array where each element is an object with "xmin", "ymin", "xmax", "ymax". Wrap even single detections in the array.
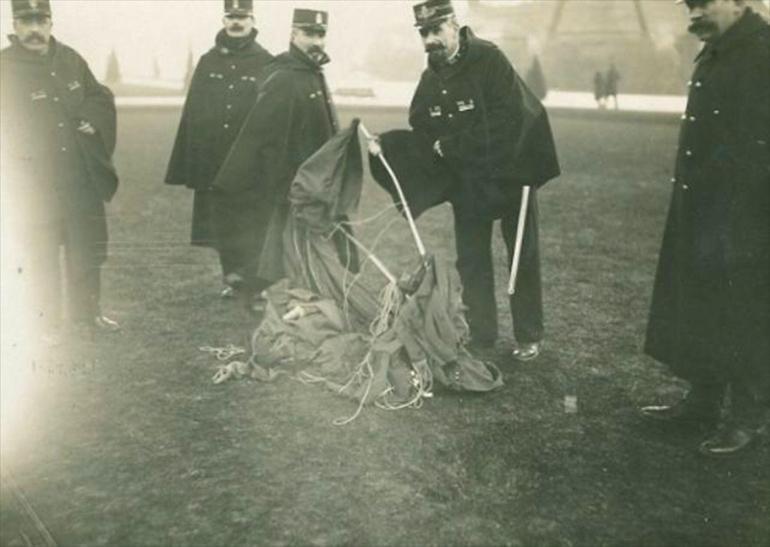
[{"xmin": 199, "ymin": 344, "xmax": 246, "ymax": 361}]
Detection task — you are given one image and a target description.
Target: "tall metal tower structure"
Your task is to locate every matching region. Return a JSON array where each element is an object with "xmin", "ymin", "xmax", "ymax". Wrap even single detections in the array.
[{"xmin": 547, "ymin": 0, "xmax": 651, "ymax": 41}]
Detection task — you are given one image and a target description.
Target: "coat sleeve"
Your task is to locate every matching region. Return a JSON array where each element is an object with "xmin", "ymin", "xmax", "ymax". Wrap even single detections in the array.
[
  {"xmin": 77, "ymin": 57, "xmax": 117, "ymax": 157},
  {"xmin": 73, "ymin": 53, "xmax": 120, "ymax": 202},
  {"xmin": 165, "ymin": 58, "xmax": 207, "ymax": 187},
  {"xmin": 408, "ymin": 72, "xmax": 432, "ymax": 134},
  {"xmin": 734, "ymin": 37, "xmax": 770, "ymax": 184},
  {"xmin": 213, "ymin": 69, "xmax": 297, "ymax": 196}
]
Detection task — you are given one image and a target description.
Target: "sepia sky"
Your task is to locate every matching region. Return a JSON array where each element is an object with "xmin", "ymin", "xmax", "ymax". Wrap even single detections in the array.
[
  {"xmin": 2, "ymin": 0, "xmax": 769, "ymax": 85},
  {"xmin": 0, "ymin": 0, "xmax": 438, "ymax": 82}
]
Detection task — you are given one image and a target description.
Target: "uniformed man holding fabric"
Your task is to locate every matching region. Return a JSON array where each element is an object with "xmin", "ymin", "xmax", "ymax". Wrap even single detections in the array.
[
  {"xmin": 642, "ymin": 0, "xmax": 770, "ymax": 456},
  {"xmin": 407, "ymin": 0, "xmax": 560, "ymax": 360},
  {"xmin": 165, "ymin": 0, "xmax": 273, "ymax": 299},
  {"xmin": 0, "ymin": 0, "xmax": 120, "ymax": 336},
  {"xmin": 215, "ymin": 8, "xmax": 355, "ymax": 295}
]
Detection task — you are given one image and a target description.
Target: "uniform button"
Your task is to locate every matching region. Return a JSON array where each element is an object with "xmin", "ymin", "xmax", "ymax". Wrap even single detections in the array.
[
  {"xmin": 448, "ymin": 113, "xmax": 454, "ymax": 119},
  {"xmin": 713, "ymin": 109, "xmax": 720, "ymax": 115},
  {"xmin": 61, "ymin": 146, "xmax": 67, "ymax": 152},
  {"xmin": 231, "ymin": 64, "xmax": 236, "ymax": 69},
  {"xmin": 50, "ymin": 71, "xmax": 56, "ymax": 76},
  {"xmin": 687, "ymin": 80, "xmax": 692, "ymax": 87},
  {"xmin": 53, "ymin": 97, "xmax": 59, "ymax": 102},
  {"xmin": 670, "ymin": 177, "xmax": 677, "ymax": 183},
  {"xmin": 695, "ymin": 81, "xmax": 702, "ymax": 88},
  {"xmin": 226, "ymin": 104, "xmax": 232, "ymax": 109},
  {"xmin": 58, "ymin": 122, "xmax": 65, "ymax": 128},
  {"xmin": 224, "ymin": 124, "xmax": 230, "ymax": 129},
  {"xmin": 441, "ymin": 89, "xmax": 448, "ymax": 95},
  {"xmin": 689, "ymin": 116, "xmax": 696, "ymax": 122},
  {"xmin": 682, "ymin": 184, "xmax": 689, "ymax": 190},
  {"xmin": 685, "ymin": 150, "xmax": 693, "ymax": 157},
  {"xmin": 228, "ymin": 84, "xmax": 234, "ymax": 90},
  {"xmin": 681, "ymin": 114, "xmax": 687, "ymax": 120}
]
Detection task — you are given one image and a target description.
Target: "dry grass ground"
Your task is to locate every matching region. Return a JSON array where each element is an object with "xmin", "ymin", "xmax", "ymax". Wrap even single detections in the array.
[{"xmin": 1, "ymin": 108, "xmax": 768, "ymax": 547}]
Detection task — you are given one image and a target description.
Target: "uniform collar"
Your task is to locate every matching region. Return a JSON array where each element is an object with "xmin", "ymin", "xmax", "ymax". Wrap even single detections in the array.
[
  {"xmin": 695, "ymin": 8, "xmax": 766, "ymax": 62},
  {"xmin": 286, "ymin": 43, "xmax": 329, "ymax": 71},
  {"xmin": 215, "ymin": 28, "xmax": 259, "ymax": 56},
  {"xmin": 6, "ymin": 34, "xmax": 57, "ymax": 64},
  {"xmin": 428, "ymin": 26, "xmax": 476, "ymax": 77}
]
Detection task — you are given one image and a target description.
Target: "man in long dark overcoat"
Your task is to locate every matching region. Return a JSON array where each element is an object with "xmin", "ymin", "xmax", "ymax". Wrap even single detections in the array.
[
  {"xmin": 642, "ymin": 0, "xmax": 770, "ymax": 456},
  {"xmin": 407, "ymin": 0, "xmax": 560, "ymax": 360},
  {"xmin": 1, "ymin": 0, "xmax": 120, "ymax": 336},
  {"xmin": 165, "ymin": 0, "xmax": 273, "ymax": 299},
  {"xmin": 215, "ymin": 8, "xmax": 355, "ymax": 297}
]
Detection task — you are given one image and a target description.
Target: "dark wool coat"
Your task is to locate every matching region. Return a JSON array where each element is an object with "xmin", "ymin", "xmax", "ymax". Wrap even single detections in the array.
[
  {"xmin": 165, "ymin": 30, "xmax": 273, "ymax": 247},
  {"xmin": 214, "ymin": 45, "xmax": 338, "ymax": 284},
  {"xmin": 645, "ymin": 10, "xmax": 770, "ymax": 395},
  {"xmin": 1, "ymin": 37, "xmax": 118, "ymax": 265},
  {"xmin": 409, "ymin": 27, "xmax": 560, "ymax": 220}
]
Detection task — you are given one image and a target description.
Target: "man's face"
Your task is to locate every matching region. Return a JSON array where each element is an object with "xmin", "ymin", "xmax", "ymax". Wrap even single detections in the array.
[
  {"xmin": 684, "ymin": 0, "xmax": 744, "ymax": 42},
  {"xmin": 223, "ymin": 14, "xmax": 254, "ymax": 38},
  {"xmin": 291, "ymin": 27, "xmax": 327, "ymax": 63},
  {"xmin": 13, "ymin": 14, "xmax": 52, "ymax": 54},
  {"xmin": 419, "ymin": 18, "xmax": 460, "ymax": 65}
]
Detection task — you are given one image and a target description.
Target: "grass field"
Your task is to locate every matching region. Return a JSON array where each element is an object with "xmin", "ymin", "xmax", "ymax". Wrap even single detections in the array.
[{"xmin": 1, "ymin": 108, "xmax": 768, "ymax": 547}]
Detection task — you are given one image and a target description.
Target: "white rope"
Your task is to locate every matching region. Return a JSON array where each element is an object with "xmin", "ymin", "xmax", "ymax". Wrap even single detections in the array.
[
  {"xmin": 199, "ymin": 344, "xmax": 246, "ymax": 361},
  {"xmin": 360, "ymin": 123, "xmax": 427, "ymax": 258}
]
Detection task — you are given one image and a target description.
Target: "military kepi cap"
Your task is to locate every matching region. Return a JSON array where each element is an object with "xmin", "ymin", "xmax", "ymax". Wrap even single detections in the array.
[
  {"xmin": 413, "ymin": 0, "xmax": 454, "ymax": 28},
  {"xmin": 224, "ymin": 0, "xmax": 253, "ymax": 16},
  {"xmin": 292, "ymin": 8, "xmax": 329, "ymax": 31},
  {"xmin": 11, "ymin": 0, "xmax": 52, "ymax": 18}
]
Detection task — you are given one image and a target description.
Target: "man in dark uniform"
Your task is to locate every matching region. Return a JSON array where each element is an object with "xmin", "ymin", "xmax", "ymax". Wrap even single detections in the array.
[
  {"xmin": 165, "ymin": 0, "xmax": 273, "ymax": 300},
  {"xmin": 215, "ymin": 8, "xmax": 354, "ymax": 292},
  {"xmin": 642, "ymin": 0, "xmax": 770, "ymax": 456},
  {"xmin": 0, "ymin": 0, "xmax": 120, "ymax": 336},
  {"xmin": 407, "ymin": 0, "xmax": 560, "ymax": 360}
]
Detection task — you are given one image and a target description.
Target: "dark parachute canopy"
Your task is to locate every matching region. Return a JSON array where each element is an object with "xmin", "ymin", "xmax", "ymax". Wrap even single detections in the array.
[{"xmin": 213, "ymin": 120, "xmax": 502, "ymax": 422}]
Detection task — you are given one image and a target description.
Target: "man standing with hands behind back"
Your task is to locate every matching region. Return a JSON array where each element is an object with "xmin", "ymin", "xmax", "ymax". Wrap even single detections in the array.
[
  {"xmin": 166, "ymin": 0, "xmax": 273, "ymax": 301},
  {"xmin": 642, "ymin": 0, "xmax": 769, "ymax": 456},
  {"xmin": 215, "ymin": 8, "xmax": 357, "ymax": 297}
]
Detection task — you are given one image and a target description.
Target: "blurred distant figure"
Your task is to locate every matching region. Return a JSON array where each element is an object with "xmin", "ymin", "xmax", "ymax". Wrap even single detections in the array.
[
  {"xmin": 642, "ymin": 0, "xmax": 770, "ymax": 456},
  {"xmin": 165, "ymin": 0, "xmax": 273, "ymax": 300},
  {"xmin": 105, "ymin": 48, "xmax": 121, "ymax": 85},
  {"xmin": 593, "ymin": 70, "xmax": 606, "ymax": 109},
  {"xmin": 407, "ymin": 0, "xmax": 560, "ymax": 360},
  {"xmin": 525, "ymin": 55, "xmax": 548, "ymax": 100},
  {"xmin": 605, "ymin": 63, "xmax": 621, "ymax": 110},
  {"xmin": 0, "ymin": 0, "xmax": 121, "ymax": 337}
]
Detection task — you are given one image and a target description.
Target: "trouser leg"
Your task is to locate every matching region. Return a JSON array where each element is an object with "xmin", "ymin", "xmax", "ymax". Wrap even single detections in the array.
[
  {"xmin": 501, "ymin": 190, "xmax": 544, "ymax": 344},
  {"xmin": 26, "ymin": 223, "xmax": 64, "ymax": 331},
  {"xmin": 452, "ymin": 206, "xmax": 497, "ymax": 345},
  {"xmin": 62, "ymin": 227, "xmax": 101, "ymax": 322}
]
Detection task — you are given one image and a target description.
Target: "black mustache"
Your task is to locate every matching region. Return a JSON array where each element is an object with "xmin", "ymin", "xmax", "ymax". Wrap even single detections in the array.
[
  {"xmin": 425, "ymin": 43, "xmax": 445, "ymax": 54},
  {"xmin": 688, "ymin": 19, "xmax": 717, "ymax": 34},
  {"xmin": 230, "ymin": 25, "xmax": 245, "ymax": 31},
  {"xmin": 308, "ymin": 45, "xmax": 325, "ymax": 55},
  {"xmin": 23, "ymin": 33, "xmax": 45, "ymax": 43}
]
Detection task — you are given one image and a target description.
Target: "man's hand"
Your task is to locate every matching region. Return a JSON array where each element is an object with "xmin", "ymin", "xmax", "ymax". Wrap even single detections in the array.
[
  {"xmin": 433, "ymin": 139, "xmax": 444, "ymax": 158},
  {"xmin": 367, "ymin": 135, "xmax": 382, "ymax": 156},
  {"xmin": 77, "ymin": 120, "xmax": 96, "ymax": 135}
]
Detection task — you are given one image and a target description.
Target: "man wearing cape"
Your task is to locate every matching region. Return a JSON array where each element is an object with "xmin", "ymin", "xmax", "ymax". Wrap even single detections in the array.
[{"xmin": 370, "ymin": 0, "xmax": 560, "ymax": 362}]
